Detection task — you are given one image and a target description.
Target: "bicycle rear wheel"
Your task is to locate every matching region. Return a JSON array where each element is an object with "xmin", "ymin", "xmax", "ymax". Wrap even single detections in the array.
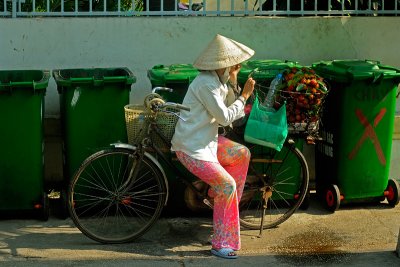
[
  {"xmin": 239, "ymin": 141, "xmax": 309, "ymax": 229},
  {"xmin": 69, "ymin": 147, "xmax": 167, "ymax": 244}
]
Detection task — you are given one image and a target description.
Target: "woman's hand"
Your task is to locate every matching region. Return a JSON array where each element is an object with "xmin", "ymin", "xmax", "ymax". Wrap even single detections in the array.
[
  {"xmin": 241, "ymin": 77, "xmax": 255, "ymax": 101},
  {"xmin": 228, "ymin": 64, "xmax": 241, "ymax": 86}
]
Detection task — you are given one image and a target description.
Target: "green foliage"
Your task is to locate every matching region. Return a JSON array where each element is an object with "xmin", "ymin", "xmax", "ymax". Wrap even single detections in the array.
[{"xmin": 1, "ymin": 0, "xmax": 144, "ymax": 12}]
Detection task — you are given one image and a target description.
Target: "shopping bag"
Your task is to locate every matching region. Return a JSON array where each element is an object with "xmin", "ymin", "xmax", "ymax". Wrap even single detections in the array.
[{"xmin": 244, "ymin": 95, "xmax": 288, "ymax": 151}]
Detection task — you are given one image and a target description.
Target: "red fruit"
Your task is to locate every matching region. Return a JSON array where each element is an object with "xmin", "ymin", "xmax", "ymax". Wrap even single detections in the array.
[
  {"xmin": 287, "ymin": 85, "xmax": 295, "ymax": 91},
  {"xmin": 309, "ymin": 79, "xmax": 318, "ymax": 88}
]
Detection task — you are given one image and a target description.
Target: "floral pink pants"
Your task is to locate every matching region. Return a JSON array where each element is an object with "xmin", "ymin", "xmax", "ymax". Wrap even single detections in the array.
[{"xmin": 175, "ymin": 135, "xmax": 250, "ymax": 251}]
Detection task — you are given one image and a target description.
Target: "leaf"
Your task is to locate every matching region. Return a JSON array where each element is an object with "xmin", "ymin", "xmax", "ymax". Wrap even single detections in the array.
[
  {"xmin": 296, "ymin": 83, "xmax": 306, "ymax": 92},
  {"xmin": 317, "ymin": 81, "xmax": 328, "ymax": 92}
]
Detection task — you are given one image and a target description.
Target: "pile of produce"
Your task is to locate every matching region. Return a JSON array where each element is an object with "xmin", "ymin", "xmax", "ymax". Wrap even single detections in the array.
[{"xmin": 275, "ymin": 67, "xmax": 329, "ymax": 132}]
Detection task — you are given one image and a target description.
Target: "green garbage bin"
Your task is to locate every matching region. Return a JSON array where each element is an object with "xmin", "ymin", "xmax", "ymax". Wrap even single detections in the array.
[
  {"xmin": 53, "ymin": 68, "xmax": 136, "ymax": 191},
  {"xmin": 0, "ymin": 70, "xmax": 50, "ymax": 220},
  {"xmin": 147, "ymin": 64, "xmax": 199, "ymax": 103},
  {"xmin": 236, "ymin": 59, "xmax": 305, "ymax": 145},
  {"xmin": 238, "ymin": 59, "xmax": 301, "ymax": 89},
  {"xmin": 312, "ymin": 60, "xmax": 400, "ymax": 211},
  {"xmin": 147, "ymin": 64, "xmax": 202, "ymax": 214}
]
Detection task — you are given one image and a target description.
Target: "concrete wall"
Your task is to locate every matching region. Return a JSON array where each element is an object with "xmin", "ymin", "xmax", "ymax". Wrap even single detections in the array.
[
  {"xmin": 1, "ymin": 16, "xmax": 399, "ymax": 117},
  {"xmin": 1, "ymin": 16, "xmax": 399, "ymax": 187}
]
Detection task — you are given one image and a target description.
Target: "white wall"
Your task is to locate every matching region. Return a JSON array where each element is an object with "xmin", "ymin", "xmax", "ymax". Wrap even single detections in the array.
[{"xmin": 1, "ymin": 16, "xmax": 399, "ymax": 118}]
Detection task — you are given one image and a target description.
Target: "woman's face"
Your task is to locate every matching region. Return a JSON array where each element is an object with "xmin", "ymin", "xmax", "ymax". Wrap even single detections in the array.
[{"xmin": 217, "ymin": 64, "xmax": 241, "ymax": 84}]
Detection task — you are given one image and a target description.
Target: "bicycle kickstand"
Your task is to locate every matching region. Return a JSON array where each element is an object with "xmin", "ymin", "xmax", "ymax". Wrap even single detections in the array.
[
  {"xmin": 258, "ymin": 189, "xmax": 272, "ymax": 238},
  {"xmin": 258, "ymin": 207, "xmax": 266, "ymax": 238},
  {"xmin": 203, "ymin": 198, "xmax": 214, "ymax": 209}
]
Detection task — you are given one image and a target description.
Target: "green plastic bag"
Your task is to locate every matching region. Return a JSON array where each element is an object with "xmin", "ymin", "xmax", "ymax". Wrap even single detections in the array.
[{"xmin": 244, "ymin": 95, "xmax": 288, "ymax": 151}]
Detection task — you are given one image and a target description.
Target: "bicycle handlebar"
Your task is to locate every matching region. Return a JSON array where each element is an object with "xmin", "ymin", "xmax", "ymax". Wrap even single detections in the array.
[
  {"xmin": 149, "ymin": 87, "xmax": 190, "ymax": 112},
  {"xmin": 164, "ymin": 102, "xmax": 190, "ymax": 112},
  {"xmin": 152, "ymin": 86, "xmax": 173, "ymax": 94}
]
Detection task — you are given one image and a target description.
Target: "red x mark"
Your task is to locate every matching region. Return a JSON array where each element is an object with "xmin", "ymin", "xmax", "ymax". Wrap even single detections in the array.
[{"xmin": 348, "ymin": 108, "xmax": 387, "ymax": 166}]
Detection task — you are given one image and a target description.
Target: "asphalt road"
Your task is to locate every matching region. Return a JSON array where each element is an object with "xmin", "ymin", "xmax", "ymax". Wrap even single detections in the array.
[{"xmin": 0, "ymin": 193, "xmax": 399, "ymax": 266}]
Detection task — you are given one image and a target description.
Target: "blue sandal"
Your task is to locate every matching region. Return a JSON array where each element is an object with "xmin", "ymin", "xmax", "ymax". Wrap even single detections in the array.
[{"xmin": 211, "ymin": 248, "xmax": 238, "ymax": 259}]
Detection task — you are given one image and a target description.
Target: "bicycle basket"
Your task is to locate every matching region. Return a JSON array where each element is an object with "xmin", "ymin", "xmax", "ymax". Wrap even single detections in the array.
[
  {"xmin": 255, "ymin": 67, "xmax": 329, "ymax": 137},
  {"xmin": 124, "ymin": 104, "xmax": 179, "ymax": 147}
]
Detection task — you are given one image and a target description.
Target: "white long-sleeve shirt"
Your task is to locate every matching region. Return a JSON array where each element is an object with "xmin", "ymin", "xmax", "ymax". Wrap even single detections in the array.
[{"xmin": 171, "ymin": 70, "xmax": 245, "ymax": 162}]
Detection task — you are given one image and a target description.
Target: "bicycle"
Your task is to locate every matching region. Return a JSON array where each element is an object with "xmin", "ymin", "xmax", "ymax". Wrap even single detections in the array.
[{"xmin": 68, "ymin": 86, "xmax": 310, "ymax": 244}]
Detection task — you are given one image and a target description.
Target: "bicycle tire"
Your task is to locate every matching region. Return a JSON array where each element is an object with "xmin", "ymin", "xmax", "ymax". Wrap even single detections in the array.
[
  {"xmin": 68, "ymin": 147, "xmax": 167, "ymax": 244},
  {"xmin": 239, "ymin": 142, "xmax": 309, "ymax": 229}
]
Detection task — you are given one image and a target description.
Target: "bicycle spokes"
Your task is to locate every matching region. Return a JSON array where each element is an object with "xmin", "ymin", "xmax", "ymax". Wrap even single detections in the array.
[
  {"xmin": 239, "ymin": 143, "xmax": 309, "ymax": 230},
  {"xmin": 69, "ymin": 148, "xmax": 167, "ymax": 244}
]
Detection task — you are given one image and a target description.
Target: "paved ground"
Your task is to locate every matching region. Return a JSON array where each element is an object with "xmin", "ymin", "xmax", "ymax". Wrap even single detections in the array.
[{"xmin": 0, "ymin": 193, "xmax": 399, "ymax": 266}]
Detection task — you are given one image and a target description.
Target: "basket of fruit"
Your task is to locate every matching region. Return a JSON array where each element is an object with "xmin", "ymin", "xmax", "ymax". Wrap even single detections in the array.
[{"xmin": 273, "ymin": 67, "xmax": 329, "ymax": 136}]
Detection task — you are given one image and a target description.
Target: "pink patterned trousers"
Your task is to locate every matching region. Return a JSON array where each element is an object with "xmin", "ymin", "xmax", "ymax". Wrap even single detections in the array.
[{"xmin": 175, "ymin": 135, "xmax": 250, "ymax": 250}]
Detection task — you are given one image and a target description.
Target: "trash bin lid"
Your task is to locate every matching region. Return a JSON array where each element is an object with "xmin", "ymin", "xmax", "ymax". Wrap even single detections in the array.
[
  {"xmin": 147, "ymin": 64, "xmax": 199, "ymax": 86},
  {"xmin": 0, "ymin": 70, "xmax": 50, "ymax": 92},
  {"xmin": 238, "ymin": 60, "xmax": 301, "ymax": 83},
  {"xmin": 311, "ymin": 60, "xmax": 400, "ymax": 83},
  {"xmin": 53, "ymin": 67, "xmax": 136, "ymax": 87}
]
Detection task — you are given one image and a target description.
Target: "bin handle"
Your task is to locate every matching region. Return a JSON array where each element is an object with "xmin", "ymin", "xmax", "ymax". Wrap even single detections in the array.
[
  {"xmin": 365, "ymin": 59, "xmax": 381, "ymax": 65},
  {"xmin": 349, "ymin": 70, "xmax": 384, "ymax": 84},
  {"xmin": 0, "ymin": 81, "xmax": 38, "ymax": 92},
  {"xmin": 67, "ymin": 77, "xmax": 104, "ymax": 86},
  {"xmin": 0, "ymin": 82, "xmax": 12, "ymax": 92},
  {"xmin": 68, "ymin": 76, "xmax": 131, "ymax": 86},
  {"xmin": 92, "ymin": 78, "xmax": 104, "ymax": 87},
  {"xmin": 371, "ymin": 72, "xmax": 384, "ymax": 84}
]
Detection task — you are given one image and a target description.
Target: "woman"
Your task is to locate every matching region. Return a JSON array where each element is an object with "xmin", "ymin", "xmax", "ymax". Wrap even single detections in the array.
[{"xmin": 171, "ymin": 34, "xmax": 256, "ymax": 259}]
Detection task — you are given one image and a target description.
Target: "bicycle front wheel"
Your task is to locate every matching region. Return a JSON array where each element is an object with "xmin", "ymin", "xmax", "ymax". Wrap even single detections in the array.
[
  {"xmin": 239, "ymin": 141, "xmax": 309, "ymax": 229},
  {"xmin": 69, "ymin": 147, "xmax": 167, "ymax": 244}
]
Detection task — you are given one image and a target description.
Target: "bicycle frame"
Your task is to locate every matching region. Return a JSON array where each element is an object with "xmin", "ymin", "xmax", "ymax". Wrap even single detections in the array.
[
  {"xmin": 114, "ymin": 115, "xmax": 208, "ymax": 207},
  {"xmin": 147, "ymin": 120, "xmax": 210, "ymax": 201},
  {"xmin": 68, "ymin": 94, "xmax": 311, "ymax": 244},
  {"xmin": 111, "ymin": 142, "xmax": 171, "ymax": 206}
]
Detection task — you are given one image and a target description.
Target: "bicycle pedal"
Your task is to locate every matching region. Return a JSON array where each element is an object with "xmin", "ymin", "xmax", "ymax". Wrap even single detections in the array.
[{"xmin": 203, "ymin": 199, "xmax": 214, "ymax": 209}]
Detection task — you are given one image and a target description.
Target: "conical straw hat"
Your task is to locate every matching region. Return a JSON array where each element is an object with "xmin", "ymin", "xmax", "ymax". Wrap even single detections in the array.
[{"xmin": 193, "ymin": 34, "xmax": 255, "ymax": 70}]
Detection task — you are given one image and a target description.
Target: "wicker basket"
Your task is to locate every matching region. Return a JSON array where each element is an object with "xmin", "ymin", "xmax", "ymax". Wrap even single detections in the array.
[
  {"xmin": 124, "ymin": 104, "xmax": 179, "ymax": 147},
  {"xmin": 277, "ymin": 90, "xmax": 327, "ymax": 135}
]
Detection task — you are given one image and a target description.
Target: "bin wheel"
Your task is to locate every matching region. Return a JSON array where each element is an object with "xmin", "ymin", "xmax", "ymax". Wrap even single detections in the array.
[
  {"xmin": 325, "ymin": 184, "xmax": 341, "ymax": 212},
  {"xmin": 385, "ymin": 179, "xmax": 400, "ymax": 207}
]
